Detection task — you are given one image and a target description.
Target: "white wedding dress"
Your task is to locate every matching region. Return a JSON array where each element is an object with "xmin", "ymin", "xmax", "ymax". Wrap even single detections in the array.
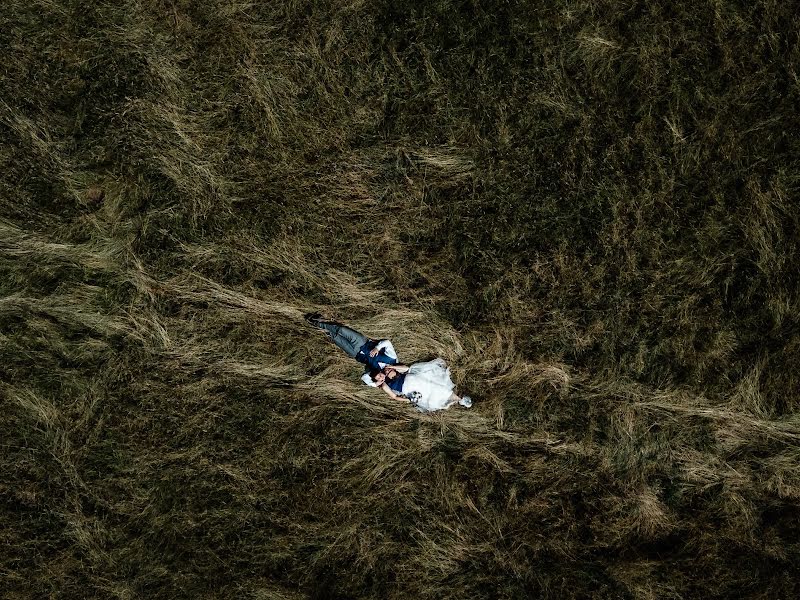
[{"xmin": 401, "ymin": 358, "xmax": 457, "ymax": 412}]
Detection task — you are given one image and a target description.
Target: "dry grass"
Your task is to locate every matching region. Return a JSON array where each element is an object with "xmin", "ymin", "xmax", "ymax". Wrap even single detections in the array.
[{"xmin": 2, "ymin": 0, "xmax": 799, "ymax": 598}]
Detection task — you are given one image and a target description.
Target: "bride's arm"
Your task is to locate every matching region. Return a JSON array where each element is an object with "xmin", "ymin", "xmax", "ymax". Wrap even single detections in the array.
[
  {"xmin": 391, "ymin": 364, "xmax": 410, "ymax": 373},
  {"xmin": 379, "ymin": 383, "xmax": 410, "ymax": 403}
]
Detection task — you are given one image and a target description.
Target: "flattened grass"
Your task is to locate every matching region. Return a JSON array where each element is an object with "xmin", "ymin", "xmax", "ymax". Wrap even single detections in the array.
[{"xmin": 2, "ymin": 0, "xmax": 799, "ymax": 598}]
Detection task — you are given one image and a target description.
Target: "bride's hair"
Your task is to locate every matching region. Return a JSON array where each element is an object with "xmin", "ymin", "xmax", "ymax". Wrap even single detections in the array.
[{"xmin": 368, "ymin": 368, "xmax": 382, "ymax": 382}]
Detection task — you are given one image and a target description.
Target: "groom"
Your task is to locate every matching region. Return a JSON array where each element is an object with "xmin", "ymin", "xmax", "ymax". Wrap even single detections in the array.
[{"xmin": 305, "ymin": 313, "xmax": 398, "ymax": 385}]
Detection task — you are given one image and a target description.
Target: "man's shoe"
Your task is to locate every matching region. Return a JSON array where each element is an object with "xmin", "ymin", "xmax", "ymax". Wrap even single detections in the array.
[
  {"xmin": 459, "ymin": 396, "xmax": 473, "ymax": 408},
  {"xmin": 304, "ymin": 312, "xmax": 323, "ymax": 327}
]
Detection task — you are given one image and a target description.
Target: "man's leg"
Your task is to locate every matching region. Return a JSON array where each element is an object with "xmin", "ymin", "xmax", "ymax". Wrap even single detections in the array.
[{"xmin": 315, "ymin": 321, "xmax": 368, "ymax": 359}]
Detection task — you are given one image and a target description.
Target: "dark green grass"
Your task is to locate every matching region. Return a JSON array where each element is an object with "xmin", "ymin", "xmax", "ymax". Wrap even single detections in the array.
[{"xmin": 2, "ymin": 0, "xmax": 799, "ymax": 598}]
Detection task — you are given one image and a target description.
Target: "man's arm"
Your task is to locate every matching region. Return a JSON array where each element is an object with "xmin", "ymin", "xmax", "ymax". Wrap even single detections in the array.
[{"xmin": 369, "ymin": 339, "xmax": 398, "ymax": 365}]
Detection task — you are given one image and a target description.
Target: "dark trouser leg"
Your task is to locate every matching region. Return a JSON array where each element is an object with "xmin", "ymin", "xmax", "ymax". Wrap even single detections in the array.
[{"xmin": 316, "ymin": 322, "xmax": 368, "ymax": 358}]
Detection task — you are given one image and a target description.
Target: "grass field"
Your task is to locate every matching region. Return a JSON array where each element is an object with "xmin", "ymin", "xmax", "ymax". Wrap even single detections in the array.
[{"xmin": 2, "ymin": 0, "xmax": 799, "ymax": 597}]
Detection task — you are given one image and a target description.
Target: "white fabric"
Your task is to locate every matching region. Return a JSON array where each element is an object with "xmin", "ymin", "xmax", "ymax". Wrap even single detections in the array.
[
  {"xmin": 401, "ymin": 358, "xmax": 456, "ymax": 412},
  {"xmin": 374, "ymin": 339, "xmax": 397, "ymax": 367}
]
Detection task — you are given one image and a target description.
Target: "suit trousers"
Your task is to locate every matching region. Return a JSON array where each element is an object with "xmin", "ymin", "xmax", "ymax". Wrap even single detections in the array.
[{"xmin": 316, "ymin": 322, "xmax": 368, "ymax": 359}]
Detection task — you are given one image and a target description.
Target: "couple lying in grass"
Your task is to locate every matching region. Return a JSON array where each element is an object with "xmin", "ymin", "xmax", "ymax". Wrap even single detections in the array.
[{"xmin": 305, "ymin": 314, "xmax": 472, "ymax": 412}]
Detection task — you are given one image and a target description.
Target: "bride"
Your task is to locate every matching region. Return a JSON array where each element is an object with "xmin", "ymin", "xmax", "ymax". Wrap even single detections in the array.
[{"xmin": 369, "ymin": 359, "xmax": 472, "ymax": 412}]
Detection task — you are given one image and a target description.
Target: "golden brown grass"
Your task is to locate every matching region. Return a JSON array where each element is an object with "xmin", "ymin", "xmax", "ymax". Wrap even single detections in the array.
[{"xmin": 2, "ymin": 0, "xmax": 799, "ymax": 598}]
